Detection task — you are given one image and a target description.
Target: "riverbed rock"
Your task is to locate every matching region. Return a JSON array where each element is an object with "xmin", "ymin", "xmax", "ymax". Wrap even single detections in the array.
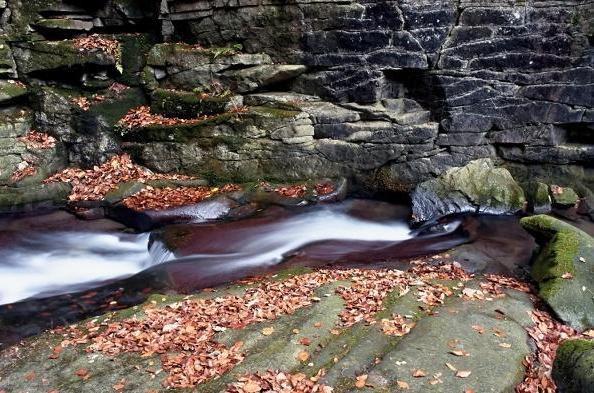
[
  {"xmin": 553, "ymin": 339, "xmax": 594, "ymax": 393},
  {"xmin": 411, "ymin": 159, "xmax": 526, "ymax": 223},
  {"xmin": 521, "ymin": 215, "xmax": 594, "ymax": 330},
  {"xmin": 0, "ymin": 268, "xmax": 537, "ymax": 393}
]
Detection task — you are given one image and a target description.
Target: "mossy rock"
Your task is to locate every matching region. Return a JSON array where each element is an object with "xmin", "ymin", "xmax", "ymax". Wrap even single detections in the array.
[
  {"xmin": 116, "ymin": 33, "xmax": 157, "ymax": 86},
  {"xmin": 0, "ymin": 182, "xmax": 71, "ymax": 213},
  {"xmin": 82, "ymin": 87, "xmax": 147, "ymax": 128},
  {"xmin": 553, "ymin": 339, "xmax": 594, "ymax": 393},
  {"xmin": 523, "ymin": 181, "xmax": 552, "ymax": 214},
  {"xmin": 412, "ymin": 159, "xmax": 526, "ymax": 223},
  {"xmin": 521, "ymin": 215, "xmax": 594, "ymax": 330},
  {"xmin": 0, "ymin": 80, "xmax": 28, "ymax": 105},
  {"xmin": 150, "ymin": 88, "xmax": 230, "ymax": 119},
  {"xmin": 551, "ymin": 185, "xmax": 580, "ymax": 207},
  {"xmin": 13, "ymin": 40, "xmax": 116, "ymax": 76}
]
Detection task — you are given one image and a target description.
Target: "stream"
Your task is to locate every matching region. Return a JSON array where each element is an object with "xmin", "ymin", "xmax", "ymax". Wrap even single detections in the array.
[{"xmin": 0, "ymin": 199, "xmax": 535, "ymax": 346}]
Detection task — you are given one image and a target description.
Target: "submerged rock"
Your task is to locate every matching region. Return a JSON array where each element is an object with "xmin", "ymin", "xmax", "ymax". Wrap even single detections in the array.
[
  {"xmin": 411, "ymin": 158, "xmax": 526, "ymax": 223},
  {"xmin": 553, "ymin": 339, "xmax": 594, "ymax": 393},
  {"xmin": 521, "ymin": 215, "xmax": 594, "ymax": 330}
]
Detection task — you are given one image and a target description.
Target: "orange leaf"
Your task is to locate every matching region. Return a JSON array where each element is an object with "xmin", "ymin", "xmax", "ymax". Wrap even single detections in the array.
[{"xmin": 355, "ymin": 374, "xmax": 368, "ymax": 388}]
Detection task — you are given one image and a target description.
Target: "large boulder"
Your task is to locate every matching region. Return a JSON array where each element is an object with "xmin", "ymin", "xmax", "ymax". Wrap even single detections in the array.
[
  {"xmin": 411, "ymin": 158, "xmax": 526, "ymax": 223},
  {"xmin": 553, "ymin": 339, "xmax": 594, "ymax": 393},
  {"xmin": 521, "ymin": 215, "xmax": 594, "ymax": 330}
]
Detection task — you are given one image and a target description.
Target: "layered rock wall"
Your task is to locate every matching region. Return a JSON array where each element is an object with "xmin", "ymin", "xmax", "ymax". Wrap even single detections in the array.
[{"xmin": 0, "ymin": 0, "xmax": 591, "ymax": 211}]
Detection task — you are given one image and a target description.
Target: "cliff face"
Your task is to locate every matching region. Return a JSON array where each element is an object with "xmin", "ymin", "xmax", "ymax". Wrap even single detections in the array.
[{"xmin": 0, "ymin": 0, "xmax": 592, "ymax": 211}]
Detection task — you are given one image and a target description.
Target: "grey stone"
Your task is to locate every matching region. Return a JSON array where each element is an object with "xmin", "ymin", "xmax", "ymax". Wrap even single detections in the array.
[{"xmin": 412, "ymin": 159, "xmax": 526, "ymax": 223}]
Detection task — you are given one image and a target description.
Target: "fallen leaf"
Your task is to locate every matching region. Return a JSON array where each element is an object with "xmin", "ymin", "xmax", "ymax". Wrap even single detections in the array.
[
  {"xmin": 445, "ymin": 362, "xmax": 457, "ymax": 371},
  {"xmin": 299, "ymin": 337, "xmax": 312, "ymax": 346},
  {"xmin": 261, "ymin": 327, "xmax": 274, "ymax": 336},
  {"xmin": 456, "ymin": 370, "xmax": 472, "ymax": 378},
  {"xmin": 113, "ymin": 378, "xmax": 126, "ymax": 391},
  {"xmin": 561, "ymin": 272, "xmax": 574, "ymax": 279},
  {"xmin": 297, "ymin": 351, "xmax": 310, "ymax": 362},
  {"xmin": 314, "ymin": 322, "xmax": 322, "ymax": 328},
  {"xmin": 499, "ymin": 343, "xmax": 512, "ymax": 348},
  {"xmin": 355, "ymin": 374, "xmax": 368, "ymax": 388},
  {"xmin": 242, "ymin": 381, "xmax": 261, "ymax": 392},
  {"xmin": 412, "ymin": 369, "xmax": 427, "ymax": 378},
  {"xmin": 471, "ymin": 325, "xmax": 485, "ymax": 334},
  {"xmin": 75, "ymin": 368, "xmax": 90, "ymax": 380},
  {"xmin": 396, "ymin": 380, "xmax": 410, "ymax": 390}
]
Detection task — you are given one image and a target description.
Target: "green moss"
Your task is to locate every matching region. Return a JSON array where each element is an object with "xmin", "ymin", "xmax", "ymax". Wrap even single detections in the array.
[
  {"xmin": 532, "ymin": 232, "xmax": 579, "ymax": 283},
  {"xmin": 553, "ymin": 339, "xmax": 594, "ymax": 393},
  {"xmin": 116, "ymin": 34, "xmax": 157, "ymax": 86},
  {"xmin": 151, "ymin": 88, "xmax": 230, "ymax": 118},
  {"xmin": 251, "ymin": 105, "xmax": 300, "ymax": 119},
  {"xmin": 86, "ymin": 87, "xmax": 147, "ymax": 127}
]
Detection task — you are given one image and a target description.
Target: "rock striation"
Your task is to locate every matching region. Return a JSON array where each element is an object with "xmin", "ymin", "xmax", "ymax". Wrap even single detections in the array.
[{"xmin": 0, "ymin": 0, "xmax": 591, "ymax": 212}]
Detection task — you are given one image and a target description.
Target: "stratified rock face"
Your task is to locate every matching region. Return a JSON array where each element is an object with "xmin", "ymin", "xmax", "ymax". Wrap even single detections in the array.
[
  {"xmin": 521, "ymin": 215, "xmax": 594, "ymax": 330},
  {"xmin": 553, "ymin": 339, "xmax": 594, "ymax": 393},
  {"xmin": 411, "ymin": 158, "xmax": 526, "ymax": 223},
  {"xmin": 0, "ymin": 0, "xmax": 591, "ymax": 211}
]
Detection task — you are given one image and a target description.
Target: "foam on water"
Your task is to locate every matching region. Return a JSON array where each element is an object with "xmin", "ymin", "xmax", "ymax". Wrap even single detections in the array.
[
  {"xmin": 0, "ymin": 232, "xmax": 159, "ymax": 305},
  {"xmin": 0, "ymin": 205, "xmax": 415, "ymax": 305}
]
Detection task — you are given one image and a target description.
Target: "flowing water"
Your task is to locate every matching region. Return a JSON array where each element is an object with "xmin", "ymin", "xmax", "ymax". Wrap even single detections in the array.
[{"xmin": 0, "ymin": 199, "xmax": 531, "ymax": 345}]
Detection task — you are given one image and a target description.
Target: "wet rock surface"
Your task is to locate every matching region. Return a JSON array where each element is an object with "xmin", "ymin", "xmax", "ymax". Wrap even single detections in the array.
[
  {"xmin": 521, "ymin": 215, "xmax": 594, "ymax": 330},
  {"xmin": 0, "ymin": 262, "xmax": 538, "ymax": 393},
  {"xmin": 411, "ymin": 158, "xmax": 526, "ymax": 223}
]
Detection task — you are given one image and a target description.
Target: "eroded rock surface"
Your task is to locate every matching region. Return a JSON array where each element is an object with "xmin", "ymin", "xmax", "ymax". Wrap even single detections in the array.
[{"xmin": 0, "ymin": 0, "xmax": 590, "ymax": 212}]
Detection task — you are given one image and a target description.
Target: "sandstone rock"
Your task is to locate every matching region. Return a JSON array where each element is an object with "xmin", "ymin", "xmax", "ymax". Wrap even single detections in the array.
[
  {"xmin": 411, "ymin": 159, "xmax": 526, "ymax": 223},
  {"xmin": 553, "ymin": 339, "xmax": 594, "ymax": 393},
  {"xmin": 521, "ymin": 215, "xmax": 594, "ymax": 330}
]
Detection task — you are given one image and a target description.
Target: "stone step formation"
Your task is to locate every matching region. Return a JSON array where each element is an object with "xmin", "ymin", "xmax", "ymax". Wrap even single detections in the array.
[{"xmin": 0, "ymin": 0, "xmax": 591, "ymax": 213}]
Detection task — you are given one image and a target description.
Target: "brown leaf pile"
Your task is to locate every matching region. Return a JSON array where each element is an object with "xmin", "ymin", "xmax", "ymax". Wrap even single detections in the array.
[
  {"xmin": 73, "ymin": 34, "xmax": 119, "ymax": 58},
  {"xmin": 44, "ymin": 154, "xmax": 192, "ymax": 201},
  {"xmin": 381, "ymin": 314, "xmax": 416, "ymax": 336},
  {"xmin": 53, "ymin": 262, "xmax": 546, "ymax": 390},
  {"xmin": 516, "ymin": 310, "xmax": 581, "ymax": 393},
  {"xmin": 226, "ymin": 370, "xmax": 333, "ymax": 393},
  {"xmin": 335, "ymin": 270, "xmax": 409, "ymax": 326},
  {"xmin": 118, "ymin": 106, "xmax": 214, "ymax": 130},
  {"xmin": 11, "ymin": 163, "xmax": 37, "ymax": 182},
  {"xmin": 61, "ymin": 270, "xmax": 341, "ymax": 388},
  {"xmin": 274, "ymin": 184, "xmax": 308, "ymax": 198},
  {"xmin": 122, "ymin": 184, "xmax": 241, "ymax": 211},
  {"xmin": 314, "ymin": 182, "xmax": 335, "ymax": 196},
  {"xmin": 18, "ymin": 130, "xmax": 56, "ymax": 149}
]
